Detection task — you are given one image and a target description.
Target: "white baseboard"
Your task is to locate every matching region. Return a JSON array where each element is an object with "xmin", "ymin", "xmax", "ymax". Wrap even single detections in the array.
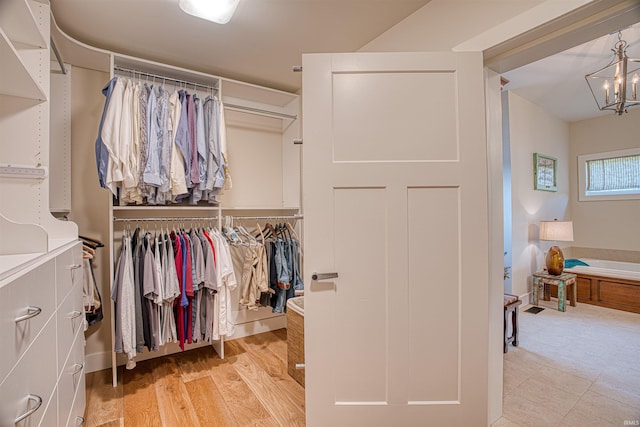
[{"xmin": 84, "ymin": 315, "xmax": 287, "ymax": 374}]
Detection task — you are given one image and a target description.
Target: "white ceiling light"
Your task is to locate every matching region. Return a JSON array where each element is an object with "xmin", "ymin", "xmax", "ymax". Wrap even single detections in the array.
[{"xmin": 179, "ymin": 0, "xmax": 240, "ymax": 24}]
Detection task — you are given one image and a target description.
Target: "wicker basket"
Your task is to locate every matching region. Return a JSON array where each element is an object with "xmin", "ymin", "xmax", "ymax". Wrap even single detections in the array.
[{"xmin": 286, "ymin": 297, "xmax": 305, "ymax": 387}]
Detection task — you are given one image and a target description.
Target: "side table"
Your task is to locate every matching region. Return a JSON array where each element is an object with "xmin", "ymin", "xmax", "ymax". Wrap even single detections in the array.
[{"xmin": 532, "ymin": 271, "xmax": 577, "ymax": 312}]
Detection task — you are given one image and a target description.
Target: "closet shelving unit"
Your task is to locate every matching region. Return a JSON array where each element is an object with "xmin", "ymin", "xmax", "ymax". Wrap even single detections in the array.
[
  {"xmin": 1, "ymin": 1, "xmax": 84, "ymax": 426},
  {"xmin": 0, "ymin": 0, "xmax": 47, "ymax": 101},
  {"xmin": 106, "ymin": 53, "xmax": 302, "ymax": 386}
]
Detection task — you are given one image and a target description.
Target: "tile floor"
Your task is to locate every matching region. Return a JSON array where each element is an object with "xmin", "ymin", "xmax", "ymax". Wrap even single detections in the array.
[{"xmin": 493, "ymin": 299, "xmax": 640, "ymax": 426}]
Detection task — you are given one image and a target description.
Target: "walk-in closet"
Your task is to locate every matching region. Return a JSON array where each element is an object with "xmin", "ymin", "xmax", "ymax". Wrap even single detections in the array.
[{"xmin": 4, "ymin": 0, "xmax": 623, "ymax": 425}]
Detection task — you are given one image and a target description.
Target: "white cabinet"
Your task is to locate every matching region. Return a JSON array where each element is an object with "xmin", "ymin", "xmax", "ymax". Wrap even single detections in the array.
[
  {"xmin": 0, "ymin": 4, "xmax": 83, "ymax": 424},
  {"xmin": 0, "ymin": 241, "xmax": 85, "ymax": 427},
  {"xmin": 0, "ymin": 258, "xmax": 56, "ymax": 382}
]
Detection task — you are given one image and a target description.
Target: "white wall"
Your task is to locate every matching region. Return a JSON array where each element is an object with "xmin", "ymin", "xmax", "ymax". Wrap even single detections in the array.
[
  {"xmin": 508, "ymin": 92, "xmax": 571, "ymax": 301},
  {"xmin": 68, "ymin": 66, "xmax": 113, "ymax": 368},
  {"xmin": 569, "ymin": 108, "xmax": 640, "ymax": 254}
]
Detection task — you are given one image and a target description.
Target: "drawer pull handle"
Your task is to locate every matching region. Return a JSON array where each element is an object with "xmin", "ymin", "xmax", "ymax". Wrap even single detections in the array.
[
  {"xmin": 15, "ymin": 306, "xmax": 42, "ymax": 323},
  {"xmin": 75, "ymin": 416, "xmax": 85, "ymax": 426},
  {"xmin": 71, "ymin": 363, "xmax": 84, "ymax": 375},
  {"xmin": 68, "ymin": 264, "xmax": 82, "ymax": 270},
  {"xmin": 14, "ymin": 394, "xmax": 42, "ymax": 424},
  {"xmin": 69, "ymin": 310, "xmax": 83, "ymax": 319}
]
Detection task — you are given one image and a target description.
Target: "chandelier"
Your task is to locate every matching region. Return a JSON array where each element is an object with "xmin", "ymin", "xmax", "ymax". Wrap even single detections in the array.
[{"xmin": 585, "ymin": 31, "xmax": 640, "ymax": 115}]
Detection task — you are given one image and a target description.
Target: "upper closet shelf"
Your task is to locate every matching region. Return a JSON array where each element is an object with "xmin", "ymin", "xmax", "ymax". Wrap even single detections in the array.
[
  {"xmin": 0, "ymin": 0, "xmax": 47, "ymax": 48},
  {"xmin": 0, "ymin": 27, "xmax": 47, "ymax": 100},
  {"xmin": 221, "ymin": 78, "xmax": 297, "ymax": 107}
]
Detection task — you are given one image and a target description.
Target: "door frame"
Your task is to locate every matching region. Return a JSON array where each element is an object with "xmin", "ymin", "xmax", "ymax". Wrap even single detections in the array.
[{"xmin": 478, "ymin": 1, "xmax": 640, "ymax": 423}]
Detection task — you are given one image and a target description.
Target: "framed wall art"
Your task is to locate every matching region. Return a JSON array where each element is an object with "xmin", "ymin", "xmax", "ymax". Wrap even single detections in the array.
[{"xmin": 534, "ymin": 153, "xmax": 557, "ymax": 192}]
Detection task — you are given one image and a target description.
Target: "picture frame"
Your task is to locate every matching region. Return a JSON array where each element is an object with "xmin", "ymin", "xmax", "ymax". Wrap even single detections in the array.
[{"xmin": 533, "ymin": 153, "xmax": 557, "ymax": 192}]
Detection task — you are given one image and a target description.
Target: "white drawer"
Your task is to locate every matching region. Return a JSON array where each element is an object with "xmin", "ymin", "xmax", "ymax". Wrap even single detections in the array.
[
  {"xmin": 57, "ymin": 279, "xmax": 84, "ymax": 374},
  {"xmin": 0, "ymin": 318, "xmax": 57, "ymax": 427},
  {"xmin": 65, "ymin": 366, "xmax": 86, "ymax": 427},
  {"xmin": 58, "ymin": 328, "xmax": 85, "ymax": 427},
  {"xmin": 38, "ymin": 388, "xmax": 58, "ymax": 427},
  {"xmin": 0, "ymin": 259, "xmax": 56, "ymax": 383},
  {"xmin": 56, "ymin": 243, "xmax": 82, "ymax": 306}
]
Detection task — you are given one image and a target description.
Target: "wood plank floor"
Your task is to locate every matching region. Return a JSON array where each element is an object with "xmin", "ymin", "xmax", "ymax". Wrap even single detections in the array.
[{"xmin": 84, "ymin": 329, "xmax": 305, "ymax": 427}]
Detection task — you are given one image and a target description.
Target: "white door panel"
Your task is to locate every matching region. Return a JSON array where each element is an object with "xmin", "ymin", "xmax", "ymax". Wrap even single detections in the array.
[{"xmin": 303, "ymin": 51, "xmax": 489, "ymax": 426}]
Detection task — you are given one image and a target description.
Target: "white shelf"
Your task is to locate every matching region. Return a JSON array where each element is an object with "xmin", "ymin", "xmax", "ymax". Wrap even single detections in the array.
[
  {"xmin": 220, "ymin": 206, "xmax": 301, "ymax": 212},
  {"xmin": 0, "ymin": 27, "xmax": 46, "ymax": 100},
  {"xmin": 112, "ymin": 205, "xmax": 221, "ymax": 211},
  {"xmin": 221, "ymin": 78, "xmax": 298, "ymax": 107},
  {"xmin": 0, "ymin": 0, "xmax": 47, "ymax": 48}
]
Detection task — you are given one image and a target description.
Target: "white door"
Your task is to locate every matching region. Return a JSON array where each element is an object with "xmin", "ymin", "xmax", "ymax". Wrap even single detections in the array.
[{"xmin": 303, "ymin": 52, "xmax": 490, "ymax": 426}]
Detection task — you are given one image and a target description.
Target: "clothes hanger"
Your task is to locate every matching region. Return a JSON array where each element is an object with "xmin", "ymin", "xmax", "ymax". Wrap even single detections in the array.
[
  {"xmin": 80, "ymin": 235, "xmax": 104, "ymax": 248},
  {"xmin": 286, "ymin": 222, "xmax": 300, "ymax": 241},
  {"xmin": 257, "ymin": 222, "xmax": 266, "ymax": 244},
  {"xmin": 263, "ymin": 222, "xmax": 278, "ymax": 239}
]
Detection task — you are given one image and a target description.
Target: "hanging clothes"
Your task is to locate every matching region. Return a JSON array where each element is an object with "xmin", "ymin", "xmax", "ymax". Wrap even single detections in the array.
[
  {"xmin": 94, "ymin": 76, "xmax": 231, "ymax": 205},
  {"xmin": 111, "ymin": 222, "xmax": 237, "ymax": 369},
  {"xmin": 226, "ymin": 222, "xmax": 303, "ymax": 313},
  {"xmin": 111, "ymin": 235, "xmax": 136, "ymax": 364}
]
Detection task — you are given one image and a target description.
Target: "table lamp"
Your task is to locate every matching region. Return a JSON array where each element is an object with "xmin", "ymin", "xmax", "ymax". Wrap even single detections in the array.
[{"xmin": 539, "ymin": 219, "xmax": 574, "ymax": 275}]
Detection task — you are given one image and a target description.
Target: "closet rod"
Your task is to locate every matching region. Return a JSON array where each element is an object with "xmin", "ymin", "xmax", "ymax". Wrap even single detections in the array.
[
  {"xmin": 224, "ymin": 103, "xmax": 298, "ymax": 121},
  {"xmin": 113, "ymin": 216, "xmax": 219, "ymax": 222},
  {"xmin": 230, "ymin": 214, "xmax": 303, "ymax": 221},
  {"xmin": 113, "ymin": 66, "xmax": 218, "ymax": 92},
  {"xmin": 51, "ymin": 38, "xmax": 67, "ymax": 75}
]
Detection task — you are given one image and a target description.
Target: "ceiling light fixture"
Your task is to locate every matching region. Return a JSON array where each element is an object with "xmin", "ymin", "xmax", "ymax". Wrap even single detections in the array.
[
  {"xmin": 179, "ymin": 0, "xmax": 240, "ymax": 24},
  {"xmin": 586, "ymin": 31, "xmax": 640, "ymax": 115}
]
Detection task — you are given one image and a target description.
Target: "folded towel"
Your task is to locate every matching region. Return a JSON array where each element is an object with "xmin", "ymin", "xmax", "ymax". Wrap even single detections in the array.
[{"xmin": 565, "ymin": 258, "xmax": 589, "ymax": 268}]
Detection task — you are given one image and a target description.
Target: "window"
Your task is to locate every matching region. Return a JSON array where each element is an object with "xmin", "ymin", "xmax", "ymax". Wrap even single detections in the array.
[{"xmin": 578, "ymin": 148, "xmax": 640, "ymax": 201}]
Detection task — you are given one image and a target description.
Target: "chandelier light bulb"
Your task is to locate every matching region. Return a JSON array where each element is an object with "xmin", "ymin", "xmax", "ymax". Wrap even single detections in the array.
[{"xmin": 585, "ymin": 31, "xmax": 640, "ymax": 115}]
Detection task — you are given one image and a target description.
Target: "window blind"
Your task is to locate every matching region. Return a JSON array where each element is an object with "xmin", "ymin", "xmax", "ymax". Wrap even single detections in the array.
[{"xmin": 586, "ymin": 154, "xmax": 640, "ymax": 191}]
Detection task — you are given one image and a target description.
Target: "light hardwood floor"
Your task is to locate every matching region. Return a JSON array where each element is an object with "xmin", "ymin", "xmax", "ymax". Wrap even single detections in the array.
[
  {"xmin": 86, "ymin": 303, "xmax": 640, "ymax": 426},
  {"xmin": 84, "ymin": 329, "xmax": 305, "ymax": 427}
]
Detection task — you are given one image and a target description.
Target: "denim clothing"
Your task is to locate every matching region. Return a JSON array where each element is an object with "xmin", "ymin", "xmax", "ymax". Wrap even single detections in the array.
[
  {"xmin": 96, "ymin": 77, "xmax": 117, "ymax": 189},
  {"xmin": 291, "ymin": 239, "xmax": 304, "ymax": 290},
  {"xmin": 269, "ymin": 236, "xmax": 303, "ymax": 314},
  {"xmin": 274, "ymin": 238, "xmax": 291, "ymax": 289}
]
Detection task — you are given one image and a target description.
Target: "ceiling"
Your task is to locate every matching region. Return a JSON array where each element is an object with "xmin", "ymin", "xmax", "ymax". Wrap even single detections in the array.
[
  {"xmin": 50, "ymin": 0, "xmax": 640, "ymax": 123},
  {"xmin": 49, "ymin": 0, "xmax": 431, "ymax": 93}
]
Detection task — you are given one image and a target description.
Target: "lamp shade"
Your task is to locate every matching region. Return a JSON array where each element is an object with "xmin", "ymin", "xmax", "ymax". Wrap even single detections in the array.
[{"xmin": 539, "ymin": 220, "xmax": 574, "ymax": 242}]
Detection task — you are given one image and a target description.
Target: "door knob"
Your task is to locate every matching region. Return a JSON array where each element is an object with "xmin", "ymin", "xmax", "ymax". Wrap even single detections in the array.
[{"xmin": 312, "ymin": 272, "xmax": 338, "ymax": 281}]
